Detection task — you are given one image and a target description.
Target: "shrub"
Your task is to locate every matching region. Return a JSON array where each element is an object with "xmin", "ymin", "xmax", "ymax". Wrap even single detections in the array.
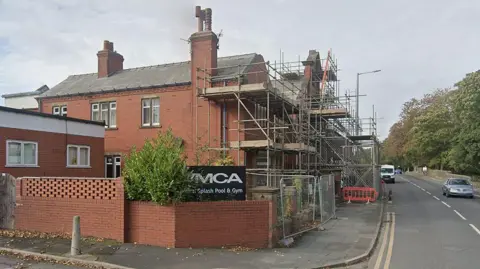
[
  {"xmin": 213, "ymin": 155, "xmax": 235, "ymax": 166},
  {"xmin": 122, "ymin": 128, "xmax": 197, "ymax": 205}
]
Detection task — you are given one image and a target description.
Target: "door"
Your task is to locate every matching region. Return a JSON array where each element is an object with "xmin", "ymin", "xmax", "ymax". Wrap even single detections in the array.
[{"xmin": 105, "ymin": 155, "xmax": 121, "ymax": 178}]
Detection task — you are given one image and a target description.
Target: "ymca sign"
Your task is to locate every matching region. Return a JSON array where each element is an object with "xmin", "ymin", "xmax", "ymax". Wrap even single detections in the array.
[{"xmin": 189, "ymin": 166, "xmax": 246, "ymax": 201}]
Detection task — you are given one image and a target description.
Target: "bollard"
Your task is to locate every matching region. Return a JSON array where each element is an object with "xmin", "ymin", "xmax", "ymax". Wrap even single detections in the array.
[{"xmin": 71, "ymin": 216, "xmax": 81, "ymax": 256}]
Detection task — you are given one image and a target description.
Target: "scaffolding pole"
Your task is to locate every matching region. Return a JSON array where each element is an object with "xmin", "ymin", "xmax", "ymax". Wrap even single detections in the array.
[{"xmin": 195, "ymin": 49, "xmax": 379, "ymax": 189}]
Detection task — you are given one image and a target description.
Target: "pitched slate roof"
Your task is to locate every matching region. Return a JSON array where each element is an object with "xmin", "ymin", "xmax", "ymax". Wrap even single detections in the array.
[
  {"xmin": 2, "ymin": 85, "xmax": 50, "ymax": 98},
  {"xmin": 39, "ymin": 53, "xmax": 259, "ymax": 99}
]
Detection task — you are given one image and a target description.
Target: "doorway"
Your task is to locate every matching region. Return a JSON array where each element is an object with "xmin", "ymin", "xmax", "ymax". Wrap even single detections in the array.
[{"xmin": 105, "ymin": 155, "xmax": 121, "ymax": 178}]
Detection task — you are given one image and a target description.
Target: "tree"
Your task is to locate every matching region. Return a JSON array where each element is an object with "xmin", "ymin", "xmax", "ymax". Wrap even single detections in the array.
[
  {"xmin": 407, "ymin": 89, "xmax": 454, "ymax": 169},
  {"xmin": 383, "ymin": 70, "xmax": 480, "ymax": 175},
  {"xmin": 122, "ymin": 128, "xmax": 197, "ymax": 205},
  {"xmin": 447, "ymin": 71, "xmax": 480, "ymax": 174},
  {"xmin": 381, "ymin": 89, "xmax": 452, "ymax": 169}
]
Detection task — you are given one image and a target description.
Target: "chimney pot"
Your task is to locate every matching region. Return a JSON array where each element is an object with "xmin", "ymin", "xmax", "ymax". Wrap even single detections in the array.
[
  {"xmin": 109, "ymin": 42, "xmax": 114, "ymax": 51},
  {"xmin": 195, "ymin": 6, "xmax": 202, "ymax": 17},
  {"xmin": 205, "ymin": 8, "xmax": 212, "ymax": 31},
  {"xmin": 103, "ymin": 40, "xmax": 110, "ymax": 50},
  {"xmin": 195, "ymin": 6, "xmax": 204, "ymax": 32}
]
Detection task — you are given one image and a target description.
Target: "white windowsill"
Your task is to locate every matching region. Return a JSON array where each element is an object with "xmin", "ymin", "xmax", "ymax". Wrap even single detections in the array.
[
  {"xmin": 5, "ymin": 165, "xmax": 40, "ymax": 168},
  {"xmin": 67, "ymin": 165, "xmax": 92, "ymax": 169}
]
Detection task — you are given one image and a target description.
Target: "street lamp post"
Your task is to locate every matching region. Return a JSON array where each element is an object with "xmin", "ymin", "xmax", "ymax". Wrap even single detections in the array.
[{"xmin": 356, "ymin": 69, "xmax": 381, "ymax": 135}]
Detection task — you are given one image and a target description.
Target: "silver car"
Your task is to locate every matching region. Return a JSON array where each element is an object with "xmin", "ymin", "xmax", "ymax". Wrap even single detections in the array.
[{"xmin": 442, "ymin": 178, "xmax": 475, "ymax": 198}]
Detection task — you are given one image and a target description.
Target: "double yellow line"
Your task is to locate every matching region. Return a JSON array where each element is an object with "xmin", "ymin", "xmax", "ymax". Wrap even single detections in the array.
[{"xmin": 374, "ymin": 212, "xmax": 396, "ymax": 269}]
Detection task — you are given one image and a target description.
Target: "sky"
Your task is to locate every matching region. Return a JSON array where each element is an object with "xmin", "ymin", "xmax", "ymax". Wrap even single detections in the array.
[{"xmin": 1, "ymin": 0, "xmax": 480, "ymax": 138}]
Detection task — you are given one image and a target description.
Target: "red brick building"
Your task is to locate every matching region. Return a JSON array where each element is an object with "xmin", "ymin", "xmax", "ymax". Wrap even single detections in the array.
[
  {"xmin": 0, "ymin": 106, "xmax": 105, "ymax": 178},
  {"xmin": 35, "ymin": 7, "xmax": 271, "ymax": 177},
  {"xmin": 33, "ymin": 6, "xmax": 331, "ymax": 187}
]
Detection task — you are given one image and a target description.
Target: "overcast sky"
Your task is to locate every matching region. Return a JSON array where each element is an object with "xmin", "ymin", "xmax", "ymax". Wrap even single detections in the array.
[{"xmin": 1, "ymin": 0, "xmax": 479, "ymax": 138}]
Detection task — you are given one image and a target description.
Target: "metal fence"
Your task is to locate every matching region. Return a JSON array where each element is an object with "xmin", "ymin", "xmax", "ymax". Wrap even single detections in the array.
[
  {"xmin": 277, "ymin": 174, "xmax": 336, "ymax": 240},
  {"xmin": 317, "ymin": 174, "xmax": 336, "ymax": 223}
]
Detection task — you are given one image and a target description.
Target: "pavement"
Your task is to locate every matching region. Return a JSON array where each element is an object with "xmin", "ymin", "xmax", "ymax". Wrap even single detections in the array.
[
  {"xmin": 0, "ymin": 254, "xmax": 84, "ymax": 268},
  {"xmin": 368, "ymin": 174, "xmax": 480, "ymax": 269},
  {"xmin": 0, "ymin": 201, "xmax": 383, "ymax": 269}
]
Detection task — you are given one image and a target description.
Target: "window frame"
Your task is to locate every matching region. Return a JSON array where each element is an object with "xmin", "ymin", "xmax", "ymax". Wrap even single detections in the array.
[
  {"xmin": 5, "ymin": 140, "xmax": 38, "ymax": 167},
  {"xmin": 141, "ymin": 97, "xmax": 160, "ymax": 127},
  {"xmin": 66, "ymin": 144, "xmax": 91, "ymax": 168},
  {"xmin": 91, "ymin": 101, "xmax": 116, "ymax": 128}
]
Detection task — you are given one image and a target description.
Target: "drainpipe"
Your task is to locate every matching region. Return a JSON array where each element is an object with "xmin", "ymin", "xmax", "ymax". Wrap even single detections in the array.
[{"xmin": 222, "ymin": 103, "xmax": 227, "ymax": 157}]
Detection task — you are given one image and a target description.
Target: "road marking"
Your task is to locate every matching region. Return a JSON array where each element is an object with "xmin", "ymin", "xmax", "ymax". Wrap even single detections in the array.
[
  {"xmin": 420, "ymin": 188, "xmax": 425, "ymax": 191},
  {"xmin": 373, "ymin": 213, "xmax": 391, "ymax": 269},
  {"xmin": 433, "ymin": 196, "xmax": 440, "ymax": 200},
  {"xmin": 441, "ymin": 201, "xmax": 451, "ymax": 208},
  {"xmin": 454, "ymin": 210, "xmax": 467, "ymax": 220},
  {"xmin": 426, "ymin": 191, "xmax": 431, "ymax": 195},
  {"xmin": 384, "ymin": 212, "xmax": 396, "ymax": 269},
  {"xmin": 469, "ymin": 224, "xmax": 480, "ymax": 235}
]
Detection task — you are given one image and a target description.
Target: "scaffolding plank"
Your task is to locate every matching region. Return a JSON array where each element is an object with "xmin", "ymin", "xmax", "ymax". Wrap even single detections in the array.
[
  {"xmin": 284, "ymin": 143, "xmax": 316, "ymax": 153},
  {"xmin": 199, "ymin": 82, "xmax": 298, "ymax": 112},
  {"xmin": 309, "ymin": 108, "xmax": 350, "ymax": 119},
  {"xmin": 229, "ymin": 140, "xmax": 281, "ymax": 149},
  {"xmin": 229, "ymin": 140, "xmax": 315, "ymax": 152},
  {"xmin": 348, "ymin": 135, "xmax": 375, "ymax": 141},
  {"xmin": 202, "ymin": 82, "xmax": 266, "ymax": 95}
]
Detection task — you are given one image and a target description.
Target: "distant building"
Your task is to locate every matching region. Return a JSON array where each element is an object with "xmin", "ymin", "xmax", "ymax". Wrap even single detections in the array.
[
  {"xmin": 1, "ymin": 85, "xmax": 50, "ymax": 111},
  {"xmin": 0, "ymin": 105, "xmax": 105, "ymax": 178}
]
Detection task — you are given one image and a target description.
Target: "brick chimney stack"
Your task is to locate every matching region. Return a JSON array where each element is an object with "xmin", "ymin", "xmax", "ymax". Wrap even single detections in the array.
[
  {"xmin": 97, "ymin": 40, "xmax": 124, "ymax": 78},
  {"xmin": 191, "ymin": 6, "xmax": 218, "ymax": 84},
  {"xmin": 302, "ymin": 50, "xmax": 321, "ymax": 94}
]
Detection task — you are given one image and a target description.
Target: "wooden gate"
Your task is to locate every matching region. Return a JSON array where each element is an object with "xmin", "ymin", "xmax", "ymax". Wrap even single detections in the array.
[{"xmin": 0, "ymin": 173, "xmax": 16, "ymax": 229}]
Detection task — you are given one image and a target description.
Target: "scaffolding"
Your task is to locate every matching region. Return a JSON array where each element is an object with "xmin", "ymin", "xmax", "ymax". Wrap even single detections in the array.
[{"xmin": 195, "ymin": 49, "xmax": 380, "ymax": 191}]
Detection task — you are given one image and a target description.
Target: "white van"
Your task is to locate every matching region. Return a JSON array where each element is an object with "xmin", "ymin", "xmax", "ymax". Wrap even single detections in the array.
[{"xmin": 381, "ymin": 164, "xmax": 396, "ymax": 184}]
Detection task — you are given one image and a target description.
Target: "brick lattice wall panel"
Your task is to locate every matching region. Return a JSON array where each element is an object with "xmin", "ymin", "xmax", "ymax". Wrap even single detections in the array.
[
  {"xmin": 15, "ymin": 177, "xmax": 125, "ymax": 241},
  {"xmin": 175, "ymin": 201, "xmax": 271, "ymax": 248}
]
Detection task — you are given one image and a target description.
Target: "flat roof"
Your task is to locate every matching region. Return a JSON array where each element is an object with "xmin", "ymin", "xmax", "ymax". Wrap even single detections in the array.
[{"xmin": 0, "ymin": 106, "xmax": 105, "ymax": 127}]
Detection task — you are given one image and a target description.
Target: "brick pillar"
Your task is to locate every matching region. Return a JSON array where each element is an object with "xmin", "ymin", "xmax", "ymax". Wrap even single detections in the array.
[
  {"xmin": 250, "ymin": 186, "xmax": 280, "ymax": 248},
  {"xmin": 116, "ymin": 177, "xmax": 126, "ymax": 242}
]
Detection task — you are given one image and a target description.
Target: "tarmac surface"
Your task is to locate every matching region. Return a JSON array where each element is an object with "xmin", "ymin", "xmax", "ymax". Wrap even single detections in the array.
[{"xmin": 366, "ymin": 174, "xmax": 480, "ymax": 269}]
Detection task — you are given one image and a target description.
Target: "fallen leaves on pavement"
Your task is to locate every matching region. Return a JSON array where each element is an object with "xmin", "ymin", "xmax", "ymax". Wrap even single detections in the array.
[
  {"xmin": 0, "ymin": 229, "xmax": 109, "ymax": 243},
  {"xmin": 0, "ymin": 250, "xmax": 108, "ymax": 269},
  {"xmin": 226, "ymin": 246, "xmax": 257, "ymax": 252}
]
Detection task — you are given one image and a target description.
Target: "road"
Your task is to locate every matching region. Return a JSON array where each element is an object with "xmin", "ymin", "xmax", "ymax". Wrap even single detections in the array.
[
  {"xmin": 0, "ymin": 255, "xmax": 84, "ymax": 269},
  {"xmin": 368, "ymin": 174, "xmax": 480, "ymax": 269}
]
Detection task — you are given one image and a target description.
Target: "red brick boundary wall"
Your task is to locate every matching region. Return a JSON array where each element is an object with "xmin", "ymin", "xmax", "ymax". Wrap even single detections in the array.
[
  {"xmin": 15, "ymin": 177, "xmax": 125, "ymax": 241},
  {"xmin": 126, "ymin": 200, "xmax": 274, "ymax": 248},
  {"xmin": 15, "ymin": 177, "xmax": 276, "ymax": 248}
]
